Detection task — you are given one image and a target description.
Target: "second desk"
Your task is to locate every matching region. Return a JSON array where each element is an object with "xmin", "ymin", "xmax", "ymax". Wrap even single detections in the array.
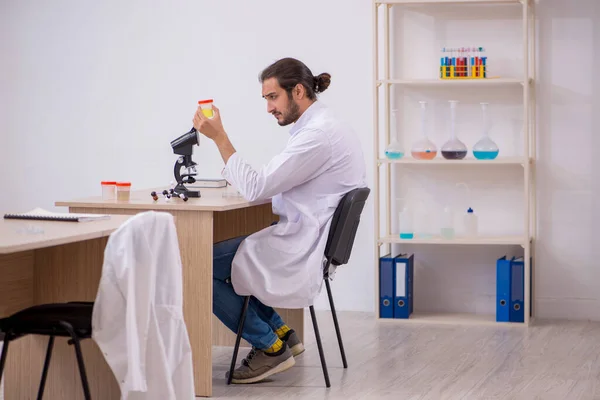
[{"xmin": 55, "ymin": 186, "xmax": 304, "ymax": 397}]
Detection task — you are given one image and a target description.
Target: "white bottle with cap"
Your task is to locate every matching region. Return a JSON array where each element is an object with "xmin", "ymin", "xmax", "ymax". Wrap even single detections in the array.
[{"xmin": 464, "ymin": 207, "xmax": 478, "ymax": 237}]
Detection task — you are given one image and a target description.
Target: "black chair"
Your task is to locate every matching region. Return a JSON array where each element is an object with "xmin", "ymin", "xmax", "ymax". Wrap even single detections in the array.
[
  {"xmin": 0, "ymin": 302, "xmax": 94, "ymax": 399},
  {"xmin": 228, "ymin": 187, "xmax": 370, "ymax": 387}
]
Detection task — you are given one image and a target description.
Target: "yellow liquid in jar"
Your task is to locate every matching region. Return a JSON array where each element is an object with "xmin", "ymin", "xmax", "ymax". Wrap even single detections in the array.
[{"xmin": 202, "ymin": 108, "xmax": 214, "ymax": 118}]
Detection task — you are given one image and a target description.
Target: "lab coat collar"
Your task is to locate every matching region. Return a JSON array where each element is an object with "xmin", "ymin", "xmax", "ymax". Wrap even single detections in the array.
[{"xmin": 289, "ymin": 101, "xmax": 326, "ymax": 137}]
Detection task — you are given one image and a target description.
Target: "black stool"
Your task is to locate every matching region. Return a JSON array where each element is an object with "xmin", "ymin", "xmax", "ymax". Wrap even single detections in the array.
[
  {"xmin": 0, "ymin": 302, "xmax": 94, "ymax": 399},
  {"xmin": 228, "ymin": 187, "xmax": 370, "ymax": 387}
]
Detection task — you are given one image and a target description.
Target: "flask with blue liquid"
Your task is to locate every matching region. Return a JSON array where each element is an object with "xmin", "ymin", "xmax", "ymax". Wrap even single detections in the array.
[
  {"xmin": 385, "ymin": 109, "xmax": 405, "ymax": 160},
  {"xmin": 473, "ymin": 102, "xmax": 499, "ymax": 160}
]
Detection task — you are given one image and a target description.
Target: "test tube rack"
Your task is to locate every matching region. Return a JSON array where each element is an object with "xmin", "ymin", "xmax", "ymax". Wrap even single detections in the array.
[{"xmin": 440, "ymin": 47, "xmax": 488, "ymax": 80}]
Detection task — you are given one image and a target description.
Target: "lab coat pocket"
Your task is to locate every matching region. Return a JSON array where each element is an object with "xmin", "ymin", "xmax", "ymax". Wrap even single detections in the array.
[{"xmin": 267, "ymin": 216, "xmax": 318, "ymax": 255}]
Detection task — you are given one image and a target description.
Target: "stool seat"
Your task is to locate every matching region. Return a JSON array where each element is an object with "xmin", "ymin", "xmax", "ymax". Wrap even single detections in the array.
[
  {"xmin": 0, "ymin": 302, "xmax": 94, "ymax": 399},
  {"xmin": 0, "ymin": 302, "xmax": 93, "ymax": 339}
]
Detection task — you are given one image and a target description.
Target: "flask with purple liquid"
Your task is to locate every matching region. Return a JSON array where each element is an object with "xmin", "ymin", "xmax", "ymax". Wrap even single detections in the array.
[{"xmin": 441, "ymin": 100, "xmax": 467, "ymax": 160}]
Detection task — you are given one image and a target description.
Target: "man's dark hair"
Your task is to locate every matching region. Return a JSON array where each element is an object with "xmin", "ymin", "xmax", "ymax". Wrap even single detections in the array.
[{"xmin": 259, "ymin": 57, "xmax": 331, "ymax": 101}]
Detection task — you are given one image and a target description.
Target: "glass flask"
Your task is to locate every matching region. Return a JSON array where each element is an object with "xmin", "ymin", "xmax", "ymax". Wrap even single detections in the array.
[
  {"xmin": 397, "ymin": 198, "xmax": 414, "ymax": 239},
  {"xmin": 411, "ymin": 101, "xmax": 437, "ymax": 160},
  {"xmin": 385, "ymin": 109, "xmax": 405, "ymax": 160},
  {"xmin": 473, "ymin": 102, "xmax": 499, "ymax": 160},
  {"xmin": 441, "ymin": 100, "xmax": 468, "ymax": 160}
]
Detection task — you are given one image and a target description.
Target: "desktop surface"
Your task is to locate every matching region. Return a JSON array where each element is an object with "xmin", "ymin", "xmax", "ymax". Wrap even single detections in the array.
[
  {"xmin": 55, "ymin": 186, "xmax": 270, "ymax": 212},
  {"xmin": 0, "ymin": 214, "xmax": 132, "ymax": 254}
]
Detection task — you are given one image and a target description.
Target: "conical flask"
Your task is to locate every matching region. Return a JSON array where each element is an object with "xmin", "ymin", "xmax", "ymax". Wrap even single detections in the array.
[
  {"xmin": 411, "ymin": 101, "xmax": 437, "ymax": 160},
  {"xmin": 441, "ymin": 100, "xmax": 467, "ymax": 160},
  {"xmin": 473, "ymin": 102, "xmax": 499, "ymax": 160},
  {"xmin": 385, "ymin": 109, "xmax": 405, "ymax": 160}
]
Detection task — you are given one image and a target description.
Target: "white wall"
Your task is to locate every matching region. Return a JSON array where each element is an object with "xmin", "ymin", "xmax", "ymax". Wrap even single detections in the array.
[
  {"xmin": 1, "ymin": 0, "xmax": 599, "ymax": 318},
  {"xmin": 0, "ymin": 0, "xmax": 375, "ymax": 312}
]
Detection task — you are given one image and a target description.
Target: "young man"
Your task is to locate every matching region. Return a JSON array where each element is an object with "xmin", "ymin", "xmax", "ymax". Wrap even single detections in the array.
[{"xmin": 193, "ymin": 57, "xmax": 367, "ymax": 384}]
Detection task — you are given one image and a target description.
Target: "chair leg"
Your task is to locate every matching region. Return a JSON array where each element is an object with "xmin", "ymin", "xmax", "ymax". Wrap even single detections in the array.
[
  {"xmin": 59, "ymin": 322, "xmax": 91, "ymax": 400},
  {"xmin": 37, "ymin": 336, "xmax": 55, "ymax": 400},
  {"xmin": 228, "ymin": 296, "xmax": 250, "ymax": 385},
  {"xmin": 309, "ymin": 306, "xmax": 331, "ymax": 388},
  {"xmin": 325, "ymin": 279, "xmax": 348, "ymax": 368},
  {"xmin": 0, "ymin": 337, "xmax": 10, "ymax": 384}
]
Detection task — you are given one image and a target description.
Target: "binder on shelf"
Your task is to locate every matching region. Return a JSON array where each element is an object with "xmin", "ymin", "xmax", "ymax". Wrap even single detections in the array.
[
  {"xmin": 496, "ymin": 256, "xmax": 512, "ymax": 322},
  {"xmin": 379, "ymin": 254, "xmax": 395, "ymax": 318},
  {"xmin": 394, "ymin": 253, "xmax": 414, "ymax": 319},
  {"xmin": 510, "ymin": 257, "xmax": 532, "ymax": 323}
]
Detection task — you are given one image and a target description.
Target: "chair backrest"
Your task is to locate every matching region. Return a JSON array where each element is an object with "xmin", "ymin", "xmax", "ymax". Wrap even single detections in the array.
[{"xmin": 324, "ymin": 187, "xmax": 371, "ymax": 267}]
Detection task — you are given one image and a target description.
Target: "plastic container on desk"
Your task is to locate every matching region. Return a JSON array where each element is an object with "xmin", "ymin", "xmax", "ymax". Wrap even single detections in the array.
[
  {"xmin": 116, "ymin": 182, "xmax": 131, "ymax": 201},
  {"xmin": 101, "ymin": 181, "xmax": 116, "ymax": 200}
]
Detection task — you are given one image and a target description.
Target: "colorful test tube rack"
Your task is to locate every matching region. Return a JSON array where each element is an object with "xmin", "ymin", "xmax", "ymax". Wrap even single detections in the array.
[{"xmin": 440, "ymin": 47, "xmax": 487, "ymax": 80}]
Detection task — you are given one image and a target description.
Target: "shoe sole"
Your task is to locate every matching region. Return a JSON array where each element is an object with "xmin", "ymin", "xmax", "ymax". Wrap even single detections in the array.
[
  {"xmin": 231, "ymin": 355, "xmax": 296, "ymax": 384},
  {"xmin": 289, "ymin": 343, "xmax": 305, "ymax": 357}
]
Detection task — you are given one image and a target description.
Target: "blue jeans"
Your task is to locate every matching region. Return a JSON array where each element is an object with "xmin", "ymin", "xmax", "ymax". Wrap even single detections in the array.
[{"xmin": 213, "ymin": 235, "xmax": 286, "ymax": 350}]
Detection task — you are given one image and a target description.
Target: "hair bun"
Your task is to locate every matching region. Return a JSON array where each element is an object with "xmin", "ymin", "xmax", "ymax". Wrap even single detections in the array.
[{"xmin": 314, "ymin": 73, "xmax": 331, "ymax": 93}]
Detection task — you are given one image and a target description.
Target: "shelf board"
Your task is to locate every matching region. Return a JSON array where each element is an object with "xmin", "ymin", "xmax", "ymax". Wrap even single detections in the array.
[
  {"xmin": 380, "ymin": 234, "xmax": 526, "ymax": 245},
  {"xmin": 376, "ymin": 0, "xmax": 521, "ymax": 5},
  {"xmin": 378, "ymin": 156, "xmax": 529, "ymax": 165},
  {"xmin": 379, "ymin": 312, "xmax": 527, "ymax": 327},
  {"xmin": 377, "ymin": 78, "xmax": 524, "ymax": 86}
]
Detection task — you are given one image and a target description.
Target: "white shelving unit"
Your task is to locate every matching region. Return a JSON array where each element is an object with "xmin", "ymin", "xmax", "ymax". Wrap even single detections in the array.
[{"xmin": 373, "ymin": 0, "xmax": 535, "ymax": 325}]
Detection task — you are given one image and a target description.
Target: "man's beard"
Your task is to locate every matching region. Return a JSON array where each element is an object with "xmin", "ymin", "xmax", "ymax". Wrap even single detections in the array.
[{"xmin": 277, "ymin": 98, "xmax": 301, "ymax": 126}]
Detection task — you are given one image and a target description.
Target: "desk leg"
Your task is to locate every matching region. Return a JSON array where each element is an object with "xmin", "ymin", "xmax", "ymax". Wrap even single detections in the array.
[
  {"xmin": 170, "ymin": 210, "xmax": 214, "ymax": 397},
  {"xmin": 0, "ymin": 251, "xmax": 35, "ymax": 400}
]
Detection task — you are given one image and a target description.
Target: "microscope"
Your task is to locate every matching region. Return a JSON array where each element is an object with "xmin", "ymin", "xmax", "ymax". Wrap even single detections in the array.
[{"xmin": 170, "ymin": 127, "xmax": 201, "ymax": 198}]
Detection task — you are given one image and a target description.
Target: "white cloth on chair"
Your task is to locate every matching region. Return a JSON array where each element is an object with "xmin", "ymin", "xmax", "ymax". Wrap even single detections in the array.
[{"xmin": 92, "ymin": 211, "xmax": 195, "ymax": 400}]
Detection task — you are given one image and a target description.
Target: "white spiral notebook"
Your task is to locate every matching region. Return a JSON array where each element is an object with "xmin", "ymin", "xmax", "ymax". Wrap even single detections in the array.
[{"xmin": 3, "ymin": 208, "xmax": 110, "ymax": 222}]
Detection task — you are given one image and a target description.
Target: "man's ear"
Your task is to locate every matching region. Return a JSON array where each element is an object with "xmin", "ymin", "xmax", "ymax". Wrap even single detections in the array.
[{"xmin": 293, "ymin": 83, "xmax": 305, "ymax": 100}]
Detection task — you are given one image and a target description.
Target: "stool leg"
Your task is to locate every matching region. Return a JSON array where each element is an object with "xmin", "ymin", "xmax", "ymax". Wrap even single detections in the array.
[
  {"xmin": 228, "ymin": 296, "xmax": 250, "ymax": 385},
  {"xmin": 59, "ymin": 322, "xmax": 91, "ymax": 400},
  {"xmin": 325, "ymin": 279, "xmax": 348, "ymax": 368},
  {"xmin": 310, "ymin": 305, "xmax": 330, "ymax": 388},
  {"xmin": 72, "ymin": 338, "xmax": 91, "ymax": 400},
  {"xmin": 37, "ymin": 336, "xmax": 55, "ymax": 400},
  {"xmin": 0, "ymin": 337, "xmax": 10, "ymax": 383}
]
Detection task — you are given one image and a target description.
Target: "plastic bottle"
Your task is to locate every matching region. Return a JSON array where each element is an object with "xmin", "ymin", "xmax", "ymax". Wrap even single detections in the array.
[
  {"xmin": 385, "ymin": 109, "xmax": 405, "ymax": 159},
  {"xmin": 464, "ymin": 207, "xmax": 478, "ymax": 236},
  {"xmin": 411, "ymin": 101, "xmax": 438, "ymax": 160},
  {"xmin": 441, "ymin": 100, "xmax": 468, "ymax": 160},
  {"xmin": 440, "ymin": 206, "xmax": 455, "ymax": 239}
]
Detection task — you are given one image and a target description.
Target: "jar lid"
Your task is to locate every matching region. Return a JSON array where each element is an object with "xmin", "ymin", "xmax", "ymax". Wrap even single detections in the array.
[
  {"xmin": 101, "ymin": 181, "xmax": 116, "ymax": 185},
  {"xmin": 116, "ymin": 182, "xmax": 131, "ymax": 187},
  {"xmin": 198, "ymin": 99, "xmax": 213, "ymax": 104}
]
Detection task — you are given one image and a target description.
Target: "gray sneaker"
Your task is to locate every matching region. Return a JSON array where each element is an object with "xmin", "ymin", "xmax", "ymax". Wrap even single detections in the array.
[
  {"xmin": 228, "ymin": 343, "xmax": 295, "ymax": 384},
  {"xmin": 281, "ymin": 329, "xmax": 305, "ymax": 357}
]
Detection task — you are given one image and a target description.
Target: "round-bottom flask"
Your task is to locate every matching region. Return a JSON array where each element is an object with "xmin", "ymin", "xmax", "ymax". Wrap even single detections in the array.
[
  {"xmin": 473, "ymin": 102, "xmax": 499, "ymax": 160},
  {"xmin": 411, "ymin": 101, "xmax": 437, "ymax": 160},
  {"xmin": 441, "ymin": 100, "xmax": 467, "ymax": 160},
  {"xmin": 385, "ymin": 109, "xmax": 405, "ymax": 159}
]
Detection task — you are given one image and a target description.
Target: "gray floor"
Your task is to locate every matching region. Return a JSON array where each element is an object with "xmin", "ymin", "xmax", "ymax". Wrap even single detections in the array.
[{"xmin": 211, "ymin": 310, "xmax": 600, "ymax": 399}]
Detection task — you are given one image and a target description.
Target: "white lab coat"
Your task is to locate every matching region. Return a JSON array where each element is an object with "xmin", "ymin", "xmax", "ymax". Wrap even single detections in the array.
[
  {"xmin": 92, "ymin": 211, "xmax": 195, "ymax": 400},
  {"xmin": 222, "ymin": 101, "xmax": 367, "ymax": 308}
]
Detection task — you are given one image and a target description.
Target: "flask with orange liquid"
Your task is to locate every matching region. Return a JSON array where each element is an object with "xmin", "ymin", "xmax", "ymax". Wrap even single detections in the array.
[{"xmin": 411, "ymin": 101, "xmax": 437, "ymax": 160}]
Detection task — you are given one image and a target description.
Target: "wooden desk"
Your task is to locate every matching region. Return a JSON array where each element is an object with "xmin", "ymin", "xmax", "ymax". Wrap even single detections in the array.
[
  {"xmin": 0, "ymin": 214, "xmax": 133, "ymax": 400},
  {"xmin": 55, "ymin": 186, "xmax": 304, "ymax": 397}
]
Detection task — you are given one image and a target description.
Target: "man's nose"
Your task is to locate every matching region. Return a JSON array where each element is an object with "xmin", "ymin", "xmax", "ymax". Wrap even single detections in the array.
[{"xmin": 267, "ymin": 103, "xmax": 275, "ymax": 114}]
